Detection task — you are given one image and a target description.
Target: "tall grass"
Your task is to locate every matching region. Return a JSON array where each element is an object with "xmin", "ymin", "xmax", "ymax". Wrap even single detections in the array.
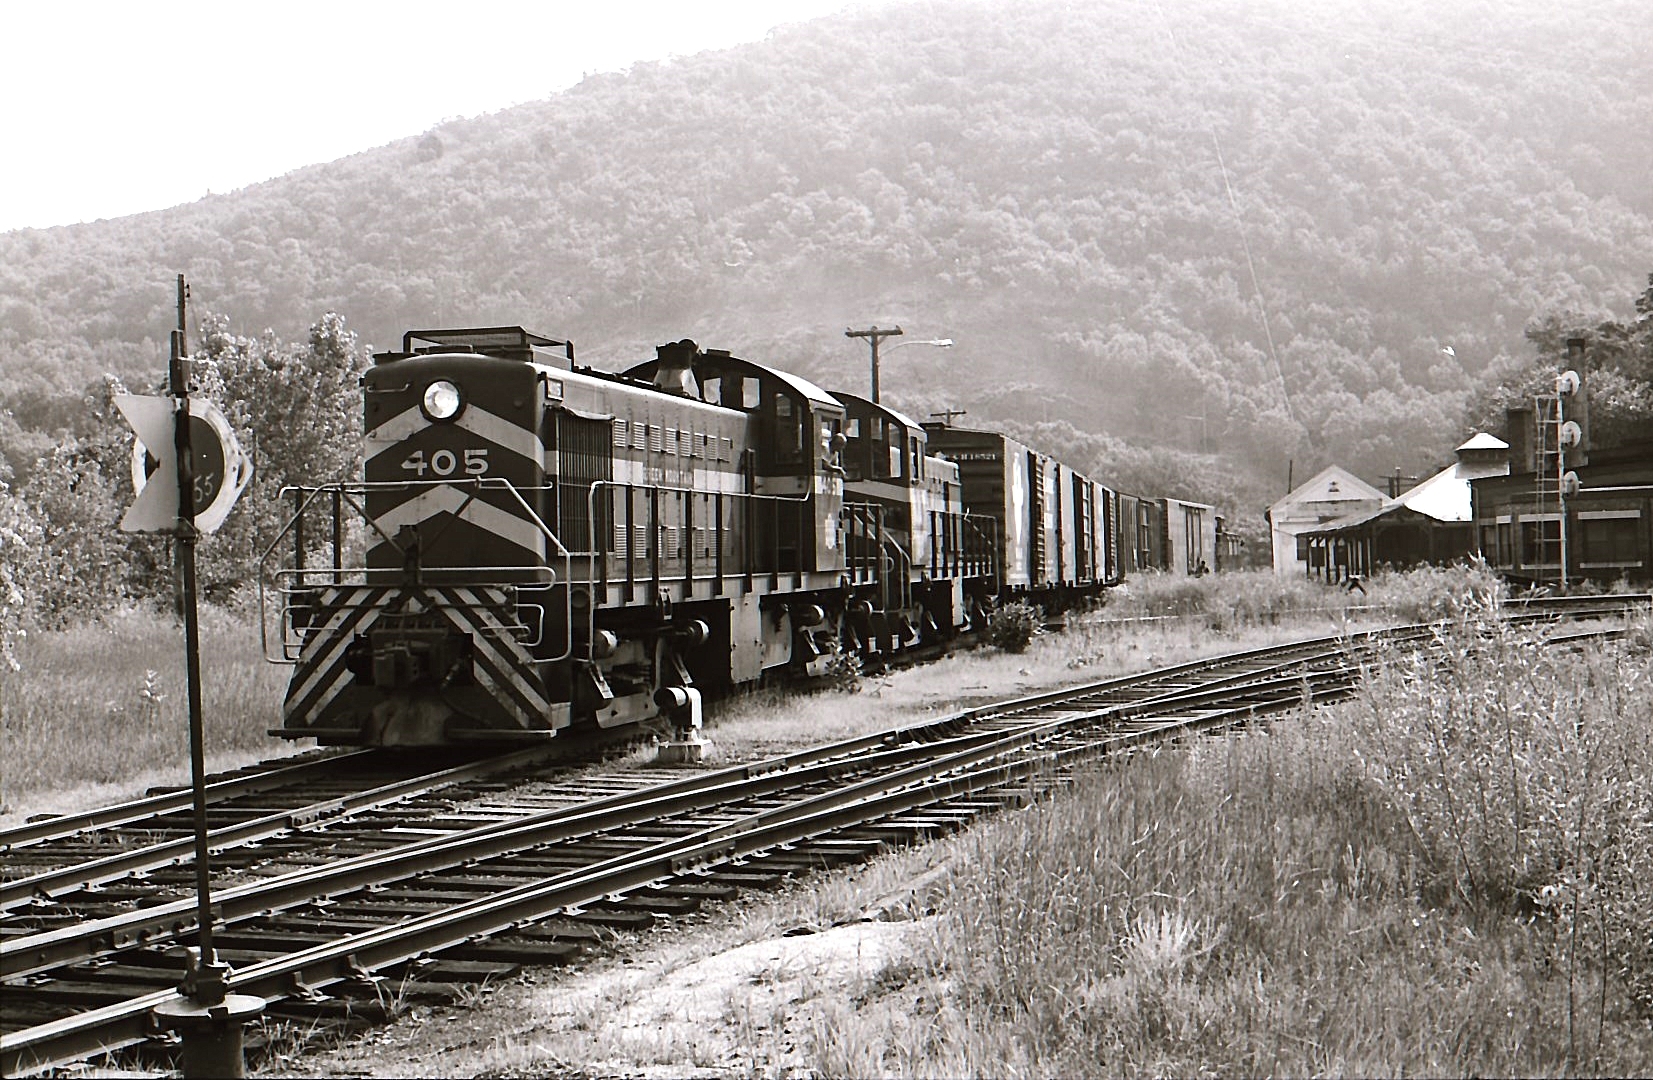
[
  {"xmin": 0, "ymin": 604, "xmax": 295, "ymax": 818},
  {"xmin": 1108, "ymin": 563, "xmax": 1507, "ymax": 630},
  {"xmin": 1349, "ymin": 603, "xmax": 1653, "ymax": 1031},
  {"xmin": 805, "ymin": 605, "xmax": 1653, "ymax": 1077}
]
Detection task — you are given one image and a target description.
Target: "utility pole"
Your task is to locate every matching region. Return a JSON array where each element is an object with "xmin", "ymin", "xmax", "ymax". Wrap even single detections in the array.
[
  {"xmin": 845, "ymin": 325, "xmax": 902, "ymax": 403},
  {"xmin": 929, "ymin": 408, "xmax": 968, "ymax": 427}
]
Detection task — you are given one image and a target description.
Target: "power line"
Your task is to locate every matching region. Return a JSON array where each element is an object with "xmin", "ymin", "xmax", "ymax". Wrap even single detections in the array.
[{"xmin": 1153, "ymin": 3, "xmax": 1301, "ymax": 438}]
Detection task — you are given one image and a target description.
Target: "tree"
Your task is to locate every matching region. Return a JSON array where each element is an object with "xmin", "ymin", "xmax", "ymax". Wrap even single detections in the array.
[
  {"xmin": 1467, "ymin": 271, "xmax": 1653, "ymax": 449},
  {"xmin": 13, "ymin": 375, "xmax": 168, "ymax": 625},
  {"xmin": 189, "ymin": 312, "xmax": 371, "ymax": 599},
  {"xmin": 0, "ymin": 480, "xmax": 41, "ymax": 672}
]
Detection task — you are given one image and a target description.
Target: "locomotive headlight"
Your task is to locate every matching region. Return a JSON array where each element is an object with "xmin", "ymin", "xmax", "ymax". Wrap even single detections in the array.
[{"xmin": 421, "ymin": 380, "xmax": 464, "ymax": 422}]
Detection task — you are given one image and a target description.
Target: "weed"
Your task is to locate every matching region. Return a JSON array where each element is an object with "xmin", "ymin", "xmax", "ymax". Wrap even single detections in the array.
[
  {"xmin": 836, "ymin": 613, "xmax": 1653, "ymax": 1076},
  {"xmin": 988, "ymin": 600, "xmax": 1040, "ymax": 653},
  {"xmin": 1348, "ymin": 605, "xmax": 1653, "ymax": 1051},
  {"xmin": 0, "ymin": 604, "xmax": 293, "ymax": 818},
  {"xmin": 817, "ymin": 635, "xmax": 864, "ymax": 693}
]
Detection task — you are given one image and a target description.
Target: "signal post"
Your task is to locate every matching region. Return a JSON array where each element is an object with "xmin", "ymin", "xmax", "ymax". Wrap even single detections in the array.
[{"xmin": 119, "ymin": 275, "xmax": 260, "ymax": 1078}]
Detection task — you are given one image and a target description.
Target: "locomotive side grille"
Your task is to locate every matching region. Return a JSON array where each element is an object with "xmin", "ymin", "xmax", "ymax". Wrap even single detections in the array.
[{"xmin": 554, "ymin": 411, "xmax": 613, "ymax": 554}]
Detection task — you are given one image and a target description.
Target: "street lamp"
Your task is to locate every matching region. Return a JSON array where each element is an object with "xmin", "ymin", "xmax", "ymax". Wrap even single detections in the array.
[{"xmin": 844, "ymin": 326, "xmax": 953, "ymax": 403}]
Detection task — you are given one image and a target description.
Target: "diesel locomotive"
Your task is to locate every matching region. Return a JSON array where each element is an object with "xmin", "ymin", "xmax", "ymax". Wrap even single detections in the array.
[{"xmin": 266, "ymin": 326, "xmax": 1218, "ymax": 748}]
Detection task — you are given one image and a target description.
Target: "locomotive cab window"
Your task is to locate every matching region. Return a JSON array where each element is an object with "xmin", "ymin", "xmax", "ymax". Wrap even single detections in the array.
[{"xmin": 773, "ymin": 392, "xmax": 805, "ymax": 465}]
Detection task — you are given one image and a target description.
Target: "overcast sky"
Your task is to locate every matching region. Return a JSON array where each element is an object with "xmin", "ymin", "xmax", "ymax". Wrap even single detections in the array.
[{"xmin": 0, "ymin": 0, "xmax": 860, "ymax": 233}]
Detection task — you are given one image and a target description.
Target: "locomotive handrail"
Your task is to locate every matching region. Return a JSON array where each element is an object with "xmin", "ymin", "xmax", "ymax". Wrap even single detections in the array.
[
  {"xmin": 841, "ymin": 502, "xmax": 884, "ymax": 589},
  {"xmin": 268, "ymin": 571, "xmax": 551, "ymax": 658},
  {"xmin": 960, "ymin": 511, "xmax": 1001, "ymax": 586},
  {"xmin": 258, "ymin": 478, "xmax": 574, "ymax": 666},
  {"xmin": 265, "ymin": 478, "xmax": 574, "ymax": 559},
  {"xmin": 841, "ymin": 500, "xmax": 917, "ymax": 612},
  {"xmin": 582, "ymin": 477, "xmax": 831, "ymax": 629}
]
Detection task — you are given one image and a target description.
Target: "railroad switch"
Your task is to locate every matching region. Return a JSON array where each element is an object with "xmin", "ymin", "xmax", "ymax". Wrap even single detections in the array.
[{"xmin": 152, "ymin": 948, "xmax": 265, "ymax": 1079}]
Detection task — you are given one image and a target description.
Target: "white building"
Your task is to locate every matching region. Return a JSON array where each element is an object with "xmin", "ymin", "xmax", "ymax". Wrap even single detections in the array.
[{"xmin": 1264, "ymin": 465, "xmax": 1386, "ymax": 576}]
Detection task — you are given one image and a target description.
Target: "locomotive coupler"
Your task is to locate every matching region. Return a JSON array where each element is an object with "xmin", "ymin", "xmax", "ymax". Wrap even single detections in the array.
[{"xmin": 153, "ymin": 947, "xmax": 265, "ymax": 1079}]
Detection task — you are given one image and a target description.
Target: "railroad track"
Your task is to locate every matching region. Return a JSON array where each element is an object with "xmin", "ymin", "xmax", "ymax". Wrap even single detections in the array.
[
  {"xmin": 0, "ymin": 742, "xmax": 621, "ymax": 922},
  {"xmin": 3, "ymin": 598, "xmax": 1644, "ymax": 1075}
]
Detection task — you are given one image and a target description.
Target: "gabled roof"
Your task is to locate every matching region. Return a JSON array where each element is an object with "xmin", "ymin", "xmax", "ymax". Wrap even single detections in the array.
[
  {"xmin": 1267, "ymin": 465, "xmax": 1387, "ymax": 516},
  {"xmin": 1306, "ymin": 449, "xmax": 1511, "ymax": 535},
  {"xmin": 1457, "ymin": 431, "xmax": 1510, "ymax": 452}
]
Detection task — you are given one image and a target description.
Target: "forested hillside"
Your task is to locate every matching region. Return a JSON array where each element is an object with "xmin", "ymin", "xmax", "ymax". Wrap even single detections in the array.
[{"xmin": 2, "ymin": 0, "xmax": 1650, "ymax": 549}]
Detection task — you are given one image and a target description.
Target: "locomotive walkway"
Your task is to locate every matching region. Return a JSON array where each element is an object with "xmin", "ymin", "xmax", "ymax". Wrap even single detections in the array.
[{"xmin": 1, "ymin": 595, "xmax": 1642, "ymax": 1075}]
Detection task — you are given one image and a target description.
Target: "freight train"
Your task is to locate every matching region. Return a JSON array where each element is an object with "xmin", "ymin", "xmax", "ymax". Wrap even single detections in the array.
[{"xmin": 267, "ymin": 327, "xmax": 1219, "ymax": 749}]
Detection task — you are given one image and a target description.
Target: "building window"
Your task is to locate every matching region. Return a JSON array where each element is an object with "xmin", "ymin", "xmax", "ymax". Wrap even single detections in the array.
[
  {"xmin": 1520, "ymin": 516, "xmax": 1560, "ymax": 567},
  {"xmin": 1578, "ymin": 513, "xmax": 1642, "ymax": 567}
]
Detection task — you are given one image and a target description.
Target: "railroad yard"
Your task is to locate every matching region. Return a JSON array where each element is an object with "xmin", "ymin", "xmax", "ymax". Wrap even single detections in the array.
[
  {"xmin": 5, "ymin": 2, "xmax": 1650, "ymax": 1074},
  {"xmin": 4, "ymin": 578, "xmax": 1650, "ymax": 1077}
]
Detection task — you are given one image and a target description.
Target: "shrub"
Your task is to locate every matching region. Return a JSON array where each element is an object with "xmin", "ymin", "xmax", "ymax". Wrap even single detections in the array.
[
  {"xmin": 818, "ymin": 635, "xmax": 863, "ymax": 693},
  {"xmin": 1349, "ymin": 606, "xmax": 1653, "ymax": 1012},
  {"xmin": 988, "ymin": 601, "xmax": 1039, "ymax": 653},
  {"xmin": 1365, "ymin": 559, "xmax": 1506, "ymax": 622}
]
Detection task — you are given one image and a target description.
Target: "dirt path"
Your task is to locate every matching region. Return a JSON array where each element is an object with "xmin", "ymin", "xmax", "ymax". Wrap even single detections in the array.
[{"xmin": 266, "ymin": 913, "xmax": 940, "ymax": 1079}]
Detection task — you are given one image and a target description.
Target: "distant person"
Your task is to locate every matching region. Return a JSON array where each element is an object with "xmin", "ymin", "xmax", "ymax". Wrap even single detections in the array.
[
  {"xmin": 1345, "ymin": 574, "xmax": 1366, "ymax": 595},
  {"xmin": 1194, "ymin": 560, "xmax": 1209, "ymax": 577}
]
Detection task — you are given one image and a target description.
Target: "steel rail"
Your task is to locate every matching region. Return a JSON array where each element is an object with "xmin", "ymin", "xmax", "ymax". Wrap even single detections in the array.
[
  {"xmin": 1, "ymin": 636, "xmax": 1387, "ymax": 981},
  {"xmin": 0, "ymin": 719, "xmax": 1032, "ymax": 980},
  {"xmin": 11, "ymin": 609, "xmax": 1628, "ymax": 1074},
  {"xmin": 1505, "ymin": 592, "xmax": 1650, "ymax": 611},
  {"xmin": 0, "ymin": 744, "xmax": 561, "ymax": 912},
  {"xmin": 2, "ymin": 634, "xmax": 1374, "ymax": 976},
  {"xmin": 1, "ymin": 641, "xmax": 1369, "ymax": 1074},
  {"xmin": 0, "ymin": 751, "xmax": 377, "ymax": 852}
]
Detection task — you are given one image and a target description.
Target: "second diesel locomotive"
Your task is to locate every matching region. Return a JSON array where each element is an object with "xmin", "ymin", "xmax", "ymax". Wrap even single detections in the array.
[{"xmin": 266, "ymin": 326, "xmax": 1217, "ymax": 748}]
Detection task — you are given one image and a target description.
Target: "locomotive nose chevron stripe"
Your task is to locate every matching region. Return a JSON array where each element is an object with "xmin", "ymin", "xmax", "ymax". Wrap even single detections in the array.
[
  {"xmin": 442, "ymin": 586, "xmax": 551, "ymax": 724},
  {"xmin": 284, "ymin": 585, "xmax": 550, "ymax": 731},
  {"xmin": 372, "ymin": 485, "xmax": 549, "ymax": 559},
  {"xmin": 284, "ymin": 586, "xmax": 391, "ymax": 727},
  {"xmin": 364, "ymin": 404, "xmax": 545, "ymax": 465}
]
